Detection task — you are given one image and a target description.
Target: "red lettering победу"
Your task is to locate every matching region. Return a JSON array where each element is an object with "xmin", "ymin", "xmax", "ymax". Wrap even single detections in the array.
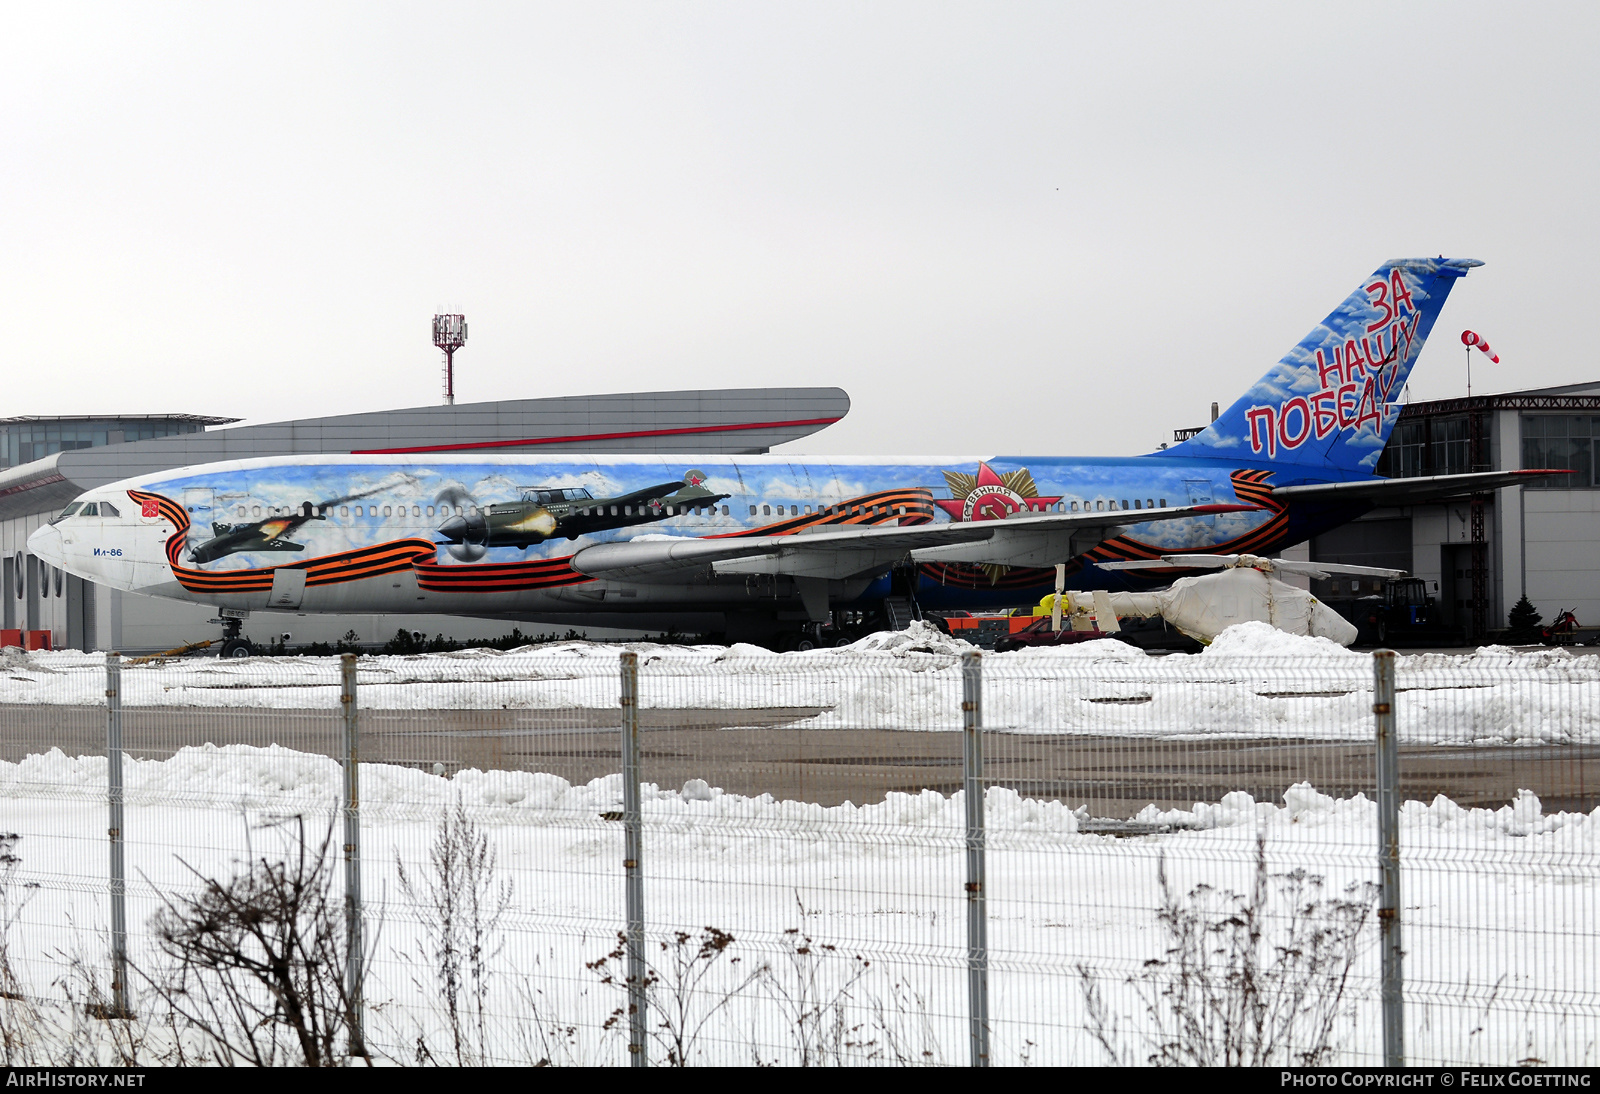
[
  {"xmin": 1246, "ymin": 406, "xmax": 1277, "ymax": 457},
  {"xmin": 1311, "ymin": 391, "xmax": 1339, "ymax": 438},
  {"xmin": 1277, "ymin": 397, "xmax": 1312, "ymax": 450}
]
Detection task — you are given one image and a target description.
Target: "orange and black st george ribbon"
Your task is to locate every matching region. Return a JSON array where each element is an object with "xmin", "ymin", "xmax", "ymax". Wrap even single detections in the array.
[{"xmin": 131, "ymin": 489, "xmax": 439, "ymax": 596}]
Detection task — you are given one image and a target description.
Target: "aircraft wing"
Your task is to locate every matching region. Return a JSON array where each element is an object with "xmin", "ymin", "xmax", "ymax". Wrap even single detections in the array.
[
  {"xmin": 570, "ymin": 503, "xmax": 1255, "ymax": 583},
  {"xmin": 609, "ymin": 480, "xmax": 706, "ymax": 506},
  {"xmin": 1272, "ymin": 469, "xmax": 1573, "ymax": 506}
]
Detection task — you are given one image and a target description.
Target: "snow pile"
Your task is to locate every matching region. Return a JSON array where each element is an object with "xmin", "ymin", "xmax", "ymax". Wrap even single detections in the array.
[
  {"xmin": 833, "ymin": 620, "xmax": 974, "ymax": 657},
  {"xmin": 2, "ymin": 630, "xmax": 1600, "ymax": 745},
  {"xmin": 1201, "ymin": 620, "xmax": 1364, "ymax": 661},
  {"xmin": 4, "ymin": 742, "xmax": 1597, "ymax": 1067},
  {"xmin": 6, "ymin": 745, "xmax": 1597, "ymax": 853}
]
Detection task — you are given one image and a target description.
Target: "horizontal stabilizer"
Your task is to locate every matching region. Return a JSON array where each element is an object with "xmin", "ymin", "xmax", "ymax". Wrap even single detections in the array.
[{"xmin": 1272, "ymin": 469, "xmax": 1573, "ymax": 505}]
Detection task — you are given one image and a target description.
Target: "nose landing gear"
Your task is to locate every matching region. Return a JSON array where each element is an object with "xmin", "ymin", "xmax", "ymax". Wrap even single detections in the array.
[{"xmin": 210, "ymin": 608, "xmax": 254, "ymax": 658}]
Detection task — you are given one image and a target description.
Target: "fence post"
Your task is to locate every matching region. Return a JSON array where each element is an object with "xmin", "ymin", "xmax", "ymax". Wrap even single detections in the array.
[
  {"xmin": 620, "ymin": 651, "xmax": 648, "ymax": 1067},
  {"xmin": 961, "ymin": 649, "xmax": 990, "ymax": 1067},
  {"xmin": 339, "ymin": 653, "xmax": 366, "ymax": 1057},
  {"xmin": 105, "ymin": 653, "xmax": 130, "ymax": 1018},
  {"xmin": 1373, "ymin": 649, "xmax": 1403, "ymax": 1067}
]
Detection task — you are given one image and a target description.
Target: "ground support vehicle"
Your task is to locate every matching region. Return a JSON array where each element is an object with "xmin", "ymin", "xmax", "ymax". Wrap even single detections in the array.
[
  {"xmin": 1539, "ymin": 610, "xmax": 1600, "ymax": 647},
  {"xmin": 1352, "ymin": 578, "xmax": 1465, "ymax": 647}
]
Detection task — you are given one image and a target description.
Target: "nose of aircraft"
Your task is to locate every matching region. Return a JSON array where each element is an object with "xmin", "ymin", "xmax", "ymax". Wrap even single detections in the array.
[
  {"xmin": 27, "ymin": 523, "xmax": 66, "ymax": 570},
  {"xmin": 437, "ymin": 514, "xmax": 468, "ymax": 541}
]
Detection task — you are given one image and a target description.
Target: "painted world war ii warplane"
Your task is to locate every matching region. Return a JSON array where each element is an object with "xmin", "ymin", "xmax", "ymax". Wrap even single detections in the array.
[
  {"xmin": 187, "ymin": 502, "xmax": 326, "ymax": 564},
  {"xmin": 436, "ymin": 470, "xmax": 731, "ymax": 560},
  {"xmin": 186, "ymin": 485, "xmax": 398, "ymax": 564}
]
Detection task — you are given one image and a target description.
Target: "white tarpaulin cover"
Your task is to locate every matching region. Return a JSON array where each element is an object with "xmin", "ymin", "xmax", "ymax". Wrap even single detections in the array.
[{"xmin": 1074, "ymin": 566, "xmax": 1359, "ymax": 646}]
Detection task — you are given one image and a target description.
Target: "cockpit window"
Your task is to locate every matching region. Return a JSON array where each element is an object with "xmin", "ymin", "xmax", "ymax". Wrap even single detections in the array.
[
  {"xmin": 99, "ymin": 502, "xmax": 119, "ymax": 518},
  {"xmin": 58, "ymin": 503, "xmax": 82, "ymax": 518},
  {"xmin": 79, "ymin": 503, "xmax": 98, "ymax": 517}
]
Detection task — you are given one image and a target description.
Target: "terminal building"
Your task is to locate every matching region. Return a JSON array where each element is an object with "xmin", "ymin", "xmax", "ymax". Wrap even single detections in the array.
[
  {"xmin": 1303, "ymin": 380, "xmax": 1600, "ymax": 642},
  {"xmin": 0, "ymin": 389, "xmax": 848, "ymax": 652}
]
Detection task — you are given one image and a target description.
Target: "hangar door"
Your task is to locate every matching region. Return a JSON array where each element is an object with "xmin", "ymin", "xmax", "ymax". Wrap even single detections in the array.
[{"xmin": 1310, "ymin": 517, "xmax": 1413, "ymax": 603}]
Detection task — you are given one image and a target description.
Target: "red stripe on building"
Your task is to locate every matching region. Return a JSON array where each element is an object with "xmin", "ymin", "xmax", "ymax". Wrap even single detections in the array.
[
  {"xmin": 349, "ymin": 417, "xmax": 843, "ymax": 456},
  {"xmin": 0, "ymin": 473, "xmax": 66, "ymax": 499}
]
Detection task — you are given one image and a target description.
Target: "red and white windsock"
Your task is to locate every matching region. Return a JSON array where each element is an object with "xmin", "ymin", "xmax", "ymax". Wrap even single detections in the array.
[{"xmin": 1461, "ymin": 330, "xmax": 1500, "ymax": 363}]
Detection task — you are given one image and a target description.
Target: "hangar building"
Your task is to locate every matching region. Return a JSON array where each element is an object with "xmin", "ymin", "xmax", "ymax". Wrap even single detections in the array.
[
  {"xmin": 0, "ymin": 389, "xmax": 848, "ymax": 652},
  {"xmin": 1303, "ymin": 381, "xmax": 1600, "ymax": 642}
]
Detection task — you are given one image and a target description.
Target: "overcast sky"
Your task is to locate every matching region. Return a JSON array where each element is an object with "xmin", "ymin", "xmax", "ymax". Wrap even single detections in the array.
[{"xmin": 4, "ymin": 2, "xmax": 1596, "ymax": 456}]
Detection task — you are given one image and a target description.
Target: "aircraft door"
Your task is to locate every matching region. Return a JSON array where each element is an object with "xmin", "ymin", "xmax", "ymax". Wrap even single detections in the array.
[
  {"xmin": 1183, "ymin": 479, "xmax": 1217, "ymax": 530},
  {"xmin": 267, "ymin": 567, "xmax": 307, "ymax": 610}
]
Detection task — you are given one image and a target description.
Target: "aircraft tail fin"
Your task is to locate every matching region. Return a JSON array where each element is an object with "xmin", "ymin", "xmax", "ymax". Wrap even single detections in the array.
[{"xmin": 1160, "ymin": 258, "xmax": 1482, "ymax": 473}]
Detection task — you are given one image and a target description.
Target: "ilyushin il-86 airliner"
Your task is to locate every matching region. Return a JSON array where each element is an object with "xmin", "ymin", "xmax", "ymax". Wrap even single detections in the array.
[{"xmin": 29, "ymin": 258, "xmax": 1565, "ymax": 653}]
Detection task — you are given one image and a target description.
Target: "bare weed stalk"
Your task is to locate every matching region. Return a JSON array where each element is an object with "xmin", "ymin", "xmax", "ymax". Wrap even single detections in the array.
[
  {"xmin": 0, "ymin": 833, "xmax": 43, "ymax": 1064},
  {"xmin": 865, "ymin": 977, "xmax": 944, "ymax": 1066},
  {"xmin": 396, "ymin": 798, "xmax": 511, "ymax": 1066},
  {"xmin": 1081, "ymin": 835, "xmax": 1376, "ymax": 1067},
  {"xmin": 589, "ymin": 926, "xmax": 762, "ymax": 1066},
  {"xmin": 757, "ymin": 896, "xmax": 873, "ymax": 1065},
  {"xmin": 141, "ymin": 814, "xmax": 370, "ymax": 1067}
]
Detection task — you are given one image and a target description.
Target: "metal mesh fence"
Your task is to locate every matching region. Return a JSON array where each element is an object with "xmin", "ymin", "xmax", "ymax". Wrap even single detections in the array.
[
  {"xmin": 0, "ymin": 637, "xmax": 1595, "ymax": 1066},
  {"xmin": 1382, "ymin": 654, "xmax": 1600, "ymax": 1068}
]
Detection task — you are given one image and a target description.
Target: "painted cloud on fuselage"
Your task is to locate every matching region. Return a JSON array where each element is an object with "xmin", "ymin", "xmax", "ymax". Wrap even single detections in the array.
[{"xmin": 143, "ymin": 454, "xmax": 1274, "ymax": 576}]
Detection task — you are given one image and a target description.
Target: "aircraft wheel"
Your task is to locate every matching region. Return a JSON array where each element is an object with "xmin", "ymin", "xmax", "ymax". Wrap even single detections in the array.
[
  {"xmin": 220, "ymin": 638, "xmax": 254, "ymax": 658},
  {"xmin": 793, "ymin": 636, "xmax": 817, "ymax": 652}
]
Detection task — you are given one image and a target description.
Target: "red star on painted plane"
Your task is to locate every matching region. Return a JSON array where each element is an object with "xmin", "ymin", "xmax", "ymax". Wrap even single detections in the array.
[{"xmin": 937, "ymin": 462, "xmax": 1062, "ymax": 522}]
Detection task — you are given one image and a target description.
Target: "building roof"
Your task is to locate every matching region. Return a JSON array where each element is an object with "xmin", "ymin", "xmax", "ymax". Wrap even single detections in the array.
[
  {"xmin": 1400, "ymin": 382, "xmax": 1600, "ymax": 417},
  {"xmin": 0, "ymin": 387, "xmax": 851, "ymax": 521},
  {"xmin": 0, "ymin": 414, "xmax": 241, "ymax": 425}
]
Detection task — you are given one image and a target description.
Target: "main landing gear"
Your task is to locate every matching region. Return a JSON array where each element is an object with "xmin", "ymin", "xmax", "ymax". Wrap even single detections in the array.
[{"xmin": 211, "ymin": 609, "xmax": 254, "ymax": 658}]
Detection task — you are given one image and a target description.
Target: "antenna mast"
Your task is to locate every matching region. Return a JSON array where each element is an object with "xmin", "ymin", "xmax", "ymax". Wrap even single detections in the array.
[{"xmin": 432, "ymin": 313, "xmax": 468, "ymax": 405}]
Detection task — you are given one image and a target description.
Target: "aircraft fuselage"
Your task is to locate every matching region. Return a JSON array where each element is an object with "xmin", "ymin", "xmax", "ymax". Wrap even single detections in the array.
[{"xmin": 28, "ymin": 451, "xmax": 1368, "ymax": 630}]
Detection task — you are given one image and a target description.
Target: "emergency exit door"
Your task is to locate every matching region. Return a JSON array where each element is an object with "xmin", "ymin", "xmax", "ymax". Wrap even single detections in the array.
[{"xmin": 1184, "ymin": 480, "xmax": 1216, "ymax": 526}]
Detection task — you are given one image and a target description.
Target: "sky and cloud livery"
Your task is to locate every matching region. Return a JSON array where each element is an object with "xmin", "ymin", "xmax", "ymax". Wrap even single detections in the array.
[{"xmin": 1172, "ymin": 257, "xmax": 1477, "ymax": 470}]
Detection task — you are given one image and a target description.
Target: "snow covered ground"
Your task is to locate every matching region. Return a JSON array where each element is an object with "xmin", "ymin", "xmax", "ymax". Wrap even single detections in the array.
[
  {"xmin": 1, "ymin": 621, "xmax": 1598, "ymax": 745},
  {"xmin": 0, "ymin": 622, "xmax": 1596, "ymax": 1065},
  {"xmin": 2, "ymin": 743, "xmax": 1597, "ymax": 1066}
]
